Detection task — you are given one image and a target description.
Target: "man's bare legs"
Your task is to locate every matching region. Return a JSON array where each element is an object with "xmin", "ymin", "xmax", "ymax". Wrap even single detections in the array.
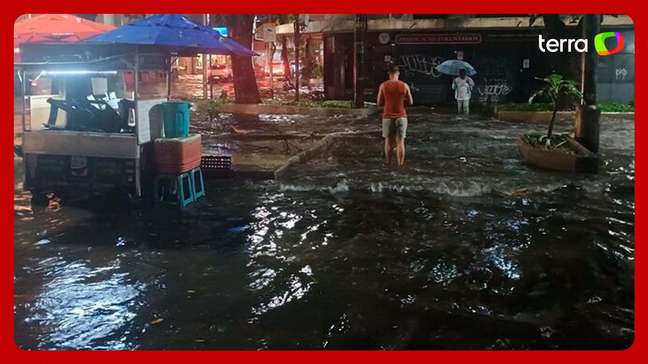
[
  {"xmin": 384, "ymin": 137, "xmax": 393, "ymax": 164},
  {"xmin": 396, "ymin": 137, "xmax": 406, "ymax": 166}
]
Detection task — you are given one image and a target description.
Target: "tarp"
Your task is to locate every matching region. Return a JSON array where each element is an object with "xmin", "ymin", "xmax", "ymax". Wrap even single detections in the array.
[
  {"xmin": 86, "ymin": 14, "xmax": 257, "ymax": 57},
  {"xmin": 14, "ymin": 14, "xmax": 115, "ymax": 46}
]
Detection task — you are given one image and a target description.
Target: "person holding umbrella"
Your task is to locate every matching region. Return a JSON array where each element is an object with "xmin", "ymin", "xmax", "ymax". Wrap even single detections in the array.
[
  {"xmin": 452, "ymin": 69, "xmax": 475, "ymax": 115},
  {"xmin": 435, "ymin": 60, "xmax": 477, "ymax": 115}
]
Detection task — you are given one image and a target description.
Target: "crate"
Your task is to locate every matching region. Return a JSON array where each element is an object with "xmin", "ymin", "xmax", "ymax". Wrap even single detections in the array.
[
  {"xmin": 201, "ymin": 155, "xmax": 232, "ymax": 172},
  {"xmin": 154, "ymin": 134, "xmax": 202, "ymax": 174}
]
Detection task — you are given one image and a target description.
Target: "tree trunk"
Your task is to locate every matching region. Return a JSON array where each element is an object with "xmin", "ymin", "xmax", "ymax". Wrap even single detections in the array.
[
  {"xmin": 294, "ymin": 18, "xmax": 301, "ymax": 102},
  {"xmin": 303, "ymin": 36, "xmax": 313, "ymax": 90},
  {"xmin": 541, "ymin": 15, "xmax": 568, "ymax": 77},
  {"xmin": 541, "ymin": 15, "xmax": 582, "ymax": 110},
  {"xmin": 280, "ymin": 36, "xmax": 292, "ymax": 82},
  {"xmin": 269, "ymin": 42, "xmax": 277, "ymax": 98},
  {"xmin": 226, "ymin": 15, "xmax": 261, "ymax": 104},
  {"xmin": 548, "ymin": 105, "xmax": 558, "ymax": 139},
  {"xmin": 582, "ymin": 15, "xmax": 599, "ymax": 106},
  {"xmin": 541, "ymin": 15, "xmax": 580, "ymax": 80}
]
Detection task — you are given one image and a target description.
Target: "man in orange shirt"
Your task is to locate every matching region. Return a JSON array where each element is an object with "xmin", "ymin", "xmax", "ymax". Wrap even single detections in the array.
[{"xmin": 377, "ymin": 65, "xmax": 414, "ymax": 167}]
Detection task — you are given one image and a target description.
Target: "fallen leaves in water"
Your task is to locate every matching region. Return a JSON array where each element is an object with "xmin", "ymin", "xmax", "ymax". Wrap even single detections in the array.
[
  {"xmin": 47, "ymin": 193, "xmax": 62, "ymax": 211},
  {"xmin": 14, "ymin": 205, "xmax": 32, "ymax": 214},
  {"xmin": 510, "ymin": 188, "xmax": 529, "ymax": 196},
  {"xmin": 150, "ymin": 318, "xmax": 164, "ymax": 325},
  {"xmin": 14, "ymin": 204, "xmax": 33, "ymax": 221}
]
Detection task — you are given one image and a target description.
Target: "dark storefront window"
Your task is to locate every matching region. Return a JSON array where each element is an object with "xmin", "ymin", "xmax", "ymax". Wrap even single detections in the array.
[
  {"xmin": 324, "ymin": 28, "xmax": 634, "ymax": 105},
  {"xmin": 363, "ymin": 31, "xmax": 539, "ymax": 105},
  {"xmin": 596, "ymin": 30, "xmax": 634, "ymax": 104}
]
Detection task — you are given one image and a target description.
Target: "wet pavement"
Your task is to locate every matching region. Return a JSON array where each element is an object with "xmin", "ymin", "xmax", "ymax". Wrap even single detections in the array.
[{"xmin": 14, "ymin": 111, "xmax": 634, "ymax": 350}]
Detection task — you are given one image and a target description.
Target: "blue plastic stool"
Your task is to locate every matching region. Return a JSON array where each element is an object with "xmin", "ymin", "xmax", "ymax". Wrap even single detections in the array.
[
  {"xmin": 153, "ymin": 172, "xmax": 195, "ymax": 208},
  {"xmin": 190, "ymin": 168, "xmax": 205, "ymax": 200},
  {"xmin": 177, "ymin": 172, "xmax": 194, "ymax": 207}
]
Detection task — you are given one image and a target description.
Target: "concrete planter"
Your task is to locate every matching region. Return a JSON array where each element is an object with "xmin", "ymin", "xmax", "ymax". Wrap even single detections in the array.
[
  {"xmin": 599, "ymin": 112, "xmax": 635, "ymax": 121},
  {"xmin": 214, "ymin": 103, "xmax": 380, "ymax": 117},
  {"xmin": 497, "ymin": 110, "xmax": 634, "ymax": 123},
  {"xmin": 496, "ymin": 110, "xmax": 575, "ymax": 124},
  {"xmin": 517, "ymin": 136, "xmax": 599, "ymax": 173}
]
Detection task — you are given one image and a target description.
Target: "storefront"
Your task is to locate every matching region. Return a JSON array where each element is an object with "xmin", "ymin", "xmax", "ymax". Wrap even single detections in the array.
[
  {"xmin": 324, "ymin": 27, "xmax": 635, "ymax": 105},
  {"xmin": 596, "ymin": 30, "xmax": 635, "ymax": 104}
]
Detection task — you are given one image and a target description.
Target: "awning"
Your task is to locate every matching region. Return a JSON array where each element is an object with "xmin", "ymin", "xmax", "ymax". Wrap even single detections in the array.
[
  {"xmin": 86, "ymin": 14, "xmax": 257, "ymax": 57},
  {"xmin": 14, "ymin": 14, "xmax": 115, "ymax": 46}
]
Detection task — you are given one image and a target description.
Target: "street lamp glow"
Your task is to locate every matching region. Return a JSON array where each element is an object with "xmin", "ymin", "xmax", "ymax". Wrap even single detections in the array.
[{"xmin": 41, "ymin": 70, "xmax": 118, "ymax": 76}]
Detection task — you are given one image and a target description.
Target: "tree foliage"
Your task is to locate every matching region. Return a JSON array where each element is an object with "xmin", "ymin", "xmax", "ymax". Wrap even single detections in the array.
[{"xmin": 529, "ymin": 74, "xmax": 582, "ymax": 142}]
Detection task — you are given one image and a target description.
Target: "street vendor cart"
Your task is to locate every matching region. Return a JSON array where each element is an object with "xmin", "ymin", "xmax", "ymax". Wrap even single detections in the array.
[{"xmin": 15, "ymin": 14, "xmax": 255, "ymax": 202}]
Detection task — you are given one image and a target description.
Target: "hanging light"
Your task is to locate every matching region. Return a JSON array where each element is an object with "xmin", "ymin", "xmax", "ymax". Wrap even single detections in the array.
[{"xmin": 41, "ymin": 70, "xmax": 118, "ymax": 76}]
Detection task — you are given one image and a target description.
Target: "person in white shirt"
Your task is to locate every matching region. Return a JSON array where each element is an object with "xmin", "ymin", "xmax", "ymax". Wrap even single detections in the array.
[{"xmin": 452, "ymin": 69, "xmax": 475, "ymax": 115}]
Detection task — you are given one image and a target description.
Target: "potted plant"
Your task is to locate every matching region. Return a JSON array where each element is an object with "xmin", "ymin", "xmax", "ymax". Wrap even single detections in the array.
[{"xmin": 517, "ymin": 73, "xmax": 599, "ymax": 173}]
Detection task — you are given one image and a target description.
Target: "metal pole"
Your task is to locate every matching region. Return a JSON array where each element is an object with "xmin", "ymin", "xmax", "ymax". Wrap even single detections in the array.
[
  {"xmin": 353, "ymin": 14, "xmax": 368, "ymax": 108},
  {"xmin": 134, "ymin": 48, "xmax": 140, "ymax": 137},
  {"xmin": 167, "ymin": 57, "xmax": 172, "ymax": 100},
  {"xmin": 269, "ymin": 42, "xmax": 274, "ymax": 99},
  {"xmin": 575, "ymin": 15, "xmax": 601, "ymax": 155},
  {"xmin": 294, "ymin": 17, "xmax": 300, "ymax": 102},
  {"xmin": 208, "ymin": 54, "xmax": 213, "ymax": 99},
  {"xmin": 583, "ymin": 15, "xmax": 599, "ymax": 106},
  {"xmin": 134, "ymin": 48, "xmax": 142, "ymax": 197},
  {"xmin": 202, "ymin": 14, "xmax": 209, "ymax": 99},
  {"xmin": 580, "ymin": 31, "xmax": 586, "ymax": 97},
  {"xmin": 21, "ymin": 70, "xmax": 27, "ymax": 131}
]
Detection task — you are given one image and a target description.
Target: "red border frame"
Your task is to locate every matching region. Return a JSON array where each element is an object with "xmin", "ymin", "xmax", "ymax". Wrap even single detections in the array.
[{"xmin": 3, "ymin": 1, "xmax": 643, "ymax": 362}]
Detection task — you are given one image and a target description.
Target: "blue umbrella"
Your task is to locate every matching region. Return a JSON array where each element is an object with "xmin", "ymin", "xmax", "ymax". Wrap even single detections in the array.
[
  {"xmin": 435, "ymin": 60, "xmax": 477, "ymax": 76},
  {"xmin": 86, "ymin": 14, "xmax": 256, "ymax": 57}
]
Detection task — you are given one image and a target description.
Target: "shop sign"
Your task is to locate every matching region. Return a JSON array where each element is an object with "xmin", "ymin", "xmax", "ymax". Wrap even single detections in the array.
[
  {"xmin": 395, "ymin": 33, "xmax": 482, "ymax": 45},
  {"xmin": 256, "ymin": 23, "xmax": 276, "ymax": 42}
]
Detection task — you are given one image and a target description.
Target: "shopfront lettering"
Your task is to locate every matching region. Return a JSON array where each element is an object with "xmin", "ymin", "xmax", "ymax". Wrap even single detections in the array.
[{"xmin": 395, "ymin": 33, "xmax": 482, "ymax": 45}]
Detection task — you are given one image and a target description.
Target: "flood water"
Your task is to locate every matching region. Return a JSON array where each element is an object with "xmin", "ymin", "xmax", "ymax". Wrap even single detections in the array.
[{"xmin": 14, "ymin": 111, "xmax": 634, "ymax": 350}]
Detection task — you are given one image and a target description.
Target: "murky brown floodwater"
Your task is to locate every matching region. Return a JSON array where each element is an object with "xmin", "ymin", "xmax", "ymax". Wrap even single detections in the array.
[{"xmin": 14, "ymin": 112, "xmax": 634, "ymax": 349}]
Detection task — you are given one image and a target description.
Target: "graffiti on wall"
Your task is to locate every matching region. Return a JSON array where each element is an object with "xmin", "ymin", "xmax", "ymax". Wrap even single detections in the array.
[
  {"xmin": 474, "ymin": 56, "xmax": 515, "ymax": 103},
  {"xmin": 616, "ymin": 67, "xmax": 629, "ymax": 81},
  {"xmin": 476, "ymin": 78, "xmax": 513, "ymax": 103},
  {"xmin": 397, "ymin": 54, "xmax": 444, "ymax": 78}
]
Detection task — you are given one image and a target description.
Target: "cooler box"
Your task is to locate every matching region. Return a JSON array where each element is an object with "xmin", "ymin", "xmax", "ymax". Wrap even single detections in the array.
[
  {"xmin": 154, "ymin": 134, "xmax": 202, "ymax": 174},
  {"xmin": 161, "ymin": 101, "xmax": 191, "ymax": 138}
]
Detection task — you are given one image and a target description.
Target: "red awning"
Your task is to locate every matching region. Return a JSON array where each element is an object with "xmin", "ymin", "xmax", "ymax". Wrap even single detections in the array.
[{"xmin": 14, "ymin": 14, "xmax": 115, "ymax": 46}]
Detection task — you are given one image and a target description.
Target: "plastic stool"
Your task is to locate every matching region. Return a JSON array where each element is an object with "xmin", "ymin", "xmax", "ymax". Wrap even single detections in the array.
[
  {"xmin": 191, "ymin": 168, "xmax": 205, "ymax": 200},
  {"xmin": 177, "ymin": 172, "xmax": 194, "ymax": 207},
  {"xmin": 153, "ymin": 172, "xmax": 195, "ymax": 208}
]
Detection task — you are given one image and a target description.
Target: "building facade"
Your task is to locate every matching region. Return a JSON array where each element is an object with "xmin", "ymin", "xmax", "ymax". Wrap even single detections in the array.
[{"xmin": 277, "ymin": 15, "xmax": 634, "ymax": 106}]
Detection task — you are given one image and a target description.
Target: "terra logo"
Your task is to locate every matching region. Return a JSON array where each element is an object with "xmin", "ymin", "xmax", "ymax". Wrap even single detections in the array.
[
  {"xmin": 594, "ymin": 32, "xmax": 625, "ymax": 56},
  {"xmin": 538, "ymin": 32, "xmax": 625, "ymax": 56}
]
